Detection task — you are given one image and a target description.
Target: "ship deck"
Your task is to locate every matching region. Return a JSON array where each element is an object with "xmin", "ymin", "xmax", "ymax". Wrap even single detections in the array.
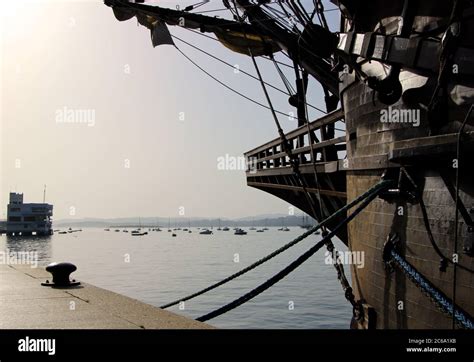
[{"xmin": 244, "ymin": 109, "xmax": 349, "ymax": 242}]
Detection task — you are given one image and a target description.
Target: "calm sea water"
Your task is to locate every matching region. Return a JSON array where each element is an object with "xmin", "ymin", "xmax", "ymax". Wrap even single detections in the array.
[{"xmin": 0, "ymin": 228, "xmax": 352, "ymax": 329}]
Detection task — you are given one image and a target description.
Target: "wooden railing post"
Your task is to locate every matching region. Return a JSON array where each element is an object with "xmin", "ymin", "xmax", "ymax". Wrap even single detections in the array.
[
  {"xmin": 244, "ymin": 109, "xmax": 346, "ymax": 175},
  {"xmin": 273, "ymin": 146, "xmax": 280, "ymax": 167}
]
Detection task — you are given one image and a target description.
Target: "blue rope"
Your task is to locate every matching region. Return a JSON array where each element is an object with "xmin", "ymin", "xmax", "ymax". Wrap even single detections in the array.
[{"xmin": 391, "ymin": 250, "xmax": 474, "ymax": 329}]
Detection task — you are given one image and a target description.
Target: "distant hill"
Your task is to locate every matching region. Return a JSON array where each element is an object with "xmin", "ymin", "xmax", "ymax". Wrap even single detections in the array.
[{"xmin": 55, "ymin": 215, "xmax": 315, "ymax": 228}]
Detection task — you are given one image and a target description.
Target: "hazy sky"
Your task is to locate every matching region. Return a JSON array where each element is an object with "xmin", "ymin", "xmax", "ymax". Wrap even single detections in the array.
[{"xmin": 1, "ymin": 0, "xmax": 339, "ymax": 220}]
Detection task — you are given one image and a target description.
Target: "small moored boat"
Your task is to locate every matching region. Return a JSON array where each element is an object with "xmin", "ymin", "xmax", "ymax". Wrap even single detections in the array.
[
  {"xmin": 234, "ymin": 228, "xmax": 247, "ymax": 235},
  {"xmin": 131, "ymin": 230, "xmax": 147, "ymax": 236}
]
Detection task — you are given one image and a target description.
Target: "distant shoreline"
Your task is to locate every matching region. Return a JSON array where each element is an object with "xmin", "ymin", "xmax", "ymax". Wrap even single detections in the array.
[{"xmin": 54, "ymin": 215, "xmax": 315, "ymax": 228}]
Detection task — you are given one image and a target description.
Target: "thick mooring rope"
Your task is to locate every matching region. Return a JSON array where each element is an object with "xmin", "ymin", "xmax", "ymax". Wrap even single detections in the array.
[
  {"xmin": 160, "ymin": 179, "xmax": 392, "ymax": 309},
  {"xmin": 196, "ymin": 181, "xmax": 391, "ymax": 322}
]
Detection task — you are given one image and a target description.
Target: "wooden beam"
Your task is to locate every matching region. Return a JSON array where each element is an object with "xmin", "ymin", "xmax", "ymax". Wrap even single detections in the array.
[
  {"xmin": 246, "ymin": 160, "xmax": 342, "ymax": 176},
  {"xmin": 250, "ymin": 137, "xmax": 345, "ymax": 164},
  {"xmin": 247, "ymin": 182, "xmax": 347, "ymax": 199}
]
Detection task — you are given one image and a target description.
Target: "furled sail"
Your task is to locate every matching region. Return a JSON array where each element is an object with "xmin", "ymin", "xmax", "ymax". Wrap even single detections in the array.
[
  {"xmin": 112, "ymin": 7, "xmax": 134, "ymax": 22},
  {"xmin": 106, "ymin": 0, "xmax": 279, "ymax": 55},
  {"xmin": 213, "ymin": 30, "xmax": 279, "ymax": 56},
  {"xmin": 112, "ymin": 7, "xmax": 175, "ymax": 47}
]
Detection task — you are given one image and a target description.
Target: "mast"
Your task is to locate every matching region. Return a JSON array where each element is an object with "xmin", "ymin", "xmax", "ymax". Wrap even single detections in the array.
[
  {"xmin": 234, "ymin": 0, "xmax": 339, "ymax": 95},
  {"xmin": 104, "ymin": 0, "xmax": 339, "ymax": 95}
]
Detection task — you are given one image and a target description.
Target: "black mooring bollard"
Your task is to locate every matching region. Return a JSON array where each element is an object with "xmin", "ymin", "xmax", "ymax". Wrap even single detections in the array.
[{"xmin": 41, "ymin": 262, "xmax": 81, "ymax": 287}]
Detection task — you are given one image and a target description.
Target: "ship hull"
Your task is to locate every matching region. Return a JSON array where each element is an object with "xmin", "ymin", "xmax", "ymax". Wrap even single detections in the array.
[
  {"xmin": 339, "ymin": 0, "xmax": 474, "ymax": 328},
  {"xmin": 244, "ymin": 0, "xmax": 474, "ymax": 328},
  {"xmin": 347, "ymin": 170, "xmax": 474, "ymax": 328},
  {"xmin": 342, "ymin": 76, "xmax": 474, "ymax": 328}
]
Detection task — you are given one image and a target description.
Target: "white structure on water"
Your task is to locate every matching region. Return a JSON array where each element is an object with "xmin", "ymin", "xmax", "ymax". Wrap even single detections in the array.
[{"xmin": 2, "ymin": 193, "xmax": 53, "ymax": 236}]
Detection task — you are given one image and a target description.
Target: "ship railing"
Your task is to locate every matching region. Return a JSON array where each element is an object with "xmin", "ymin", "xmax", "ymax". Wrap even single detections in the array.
[{"xmin": 244, "ymin": 109, "xmax": 346, "ymax": 174}]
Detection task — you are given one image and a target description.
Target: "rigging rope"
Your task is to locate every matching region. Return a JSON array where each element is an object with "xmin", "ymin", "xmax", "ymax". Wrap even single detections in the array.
[
  {"xmin": 176, "ymin": 27, "xmax": 326, "ymax": 114},
  {"xmin": 173, "ymin": 33, "xmax": 328, "ymax": 116},
  {"xmin": 191, "ymin": 3, "xmax": 339, "ymax": 16},
  {"xmin": 160, "ymin": 179, "xmax": 392, "ymax": 309},
  {"xmin": 180, "ymin": 27, "xmax": 295, "ymax": 68},
  {"xmin": 183, "ymin": 27, "xmax": 296, "ymax": 69},
  {"xmin": 231, "ymin": 1, "xmax": 344, "ymax": 235},
  {"xmin": 227, "ymin": 2, "xmax": 326, "ymax": 227},
  {"xmin": 418, "ymin": 196, "xmax": 474, "ymax": 274},
  {"xmin": 296, "ymin": 0, "xmax": 311, "ymax": 23},
  {"xmin": 175, "ymin": 46, "xmax": 302, "ymax": 119},
  {"xmin": 297, "ymin": 64, "xmax": 325, "ymax": 220},
  {"xmin": 173, "ymin": 35, "xmax": 293, "ymax": 99},
  {"xmin": 294, "ymin": 62, "xmax": 354, "ymax": 307},
  {"xmin": 314, "ymin": 0, "xmax": 329, "ymax": 29},
  {"xmin": 196, "ymin": 179, "xmax": 392, "ymax": 322},
  {"xmin": 398, "ymin": 166, "xmax": 474, "ymax": 274},
  {"xmin": 271, "ymin": 56, "xmax": 296, "ymax": 95}
]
